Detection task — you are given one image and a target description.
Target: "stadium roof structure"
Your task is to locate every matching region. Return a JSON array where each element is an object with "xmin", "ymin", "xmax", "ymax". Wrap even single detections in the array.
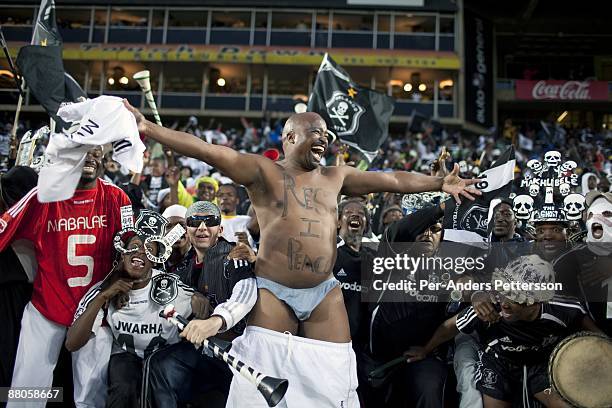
[
  {"xmin": 15, "ymin": 0, "xmax": 457, "ymax": 12},
  {"xmin": 467, "ymin": 0, "xmax": 612, "ymax": 56}
]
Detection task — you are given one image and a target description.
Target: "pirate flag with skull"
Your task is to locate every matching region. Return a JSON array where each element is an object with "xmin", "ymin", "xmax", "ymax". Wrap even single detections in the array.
[{"xmin": 307, "ymin": 53, "xmax": 394, "ymax": 162}]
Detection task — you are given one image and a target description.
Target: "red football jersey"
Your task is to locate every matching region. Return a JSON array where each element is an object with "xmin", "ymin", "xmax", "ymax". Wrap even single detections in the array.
[{"xmin": 0, "ymin": 179, "xmax": 131, "ymax": 326}]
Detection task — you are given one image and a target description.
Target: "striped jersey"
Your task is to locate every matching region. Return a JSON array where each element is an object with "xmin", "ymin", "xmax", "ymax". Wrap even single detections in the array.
[
  {"xmin": 0, "ymin": 179, "xmax": 131, "ymax": 326},
  {"xmin": 456, "ymin": 296, "xmax": 587, "ymax": 364},
  {"xmin": 75, "ymin": 270, "xmax": 194, "ymax": 359}
]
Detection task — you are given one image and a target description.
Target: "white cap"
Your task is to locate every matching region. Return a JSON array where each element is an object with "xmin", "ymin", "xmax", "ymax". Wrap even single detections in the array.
[{"xmin": 162, "ymin": 204, "xmax": 187, "ymax": 219}]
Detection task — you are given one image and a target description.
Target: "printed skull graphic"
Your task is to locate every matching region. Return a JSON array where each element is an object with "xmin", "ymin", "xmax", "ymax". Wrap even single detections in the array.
[
  {"xmin": 544, "ymin": 151, "xmax": 562, "ymax": 167},
  {"xmin": 513, "ymin": 195, "xmax": 534, "ymax": 220},
  {"xmin": 560, "ymin": 160, "xmax": 577, "ymax": 172},
  {"xmin": 336, "ymin": 101, "xmax": 349, "ymax": 116},
  {"xmin": 563, "ymin": 194, "xmax": 585, "ymax": 220},
  {"xmin": 527, "ymin": 159, "xmax": 543, "ymax": 173},
  {"xmin": 559, "ymin": 183, "xmax": 571, "ymax": 196}
]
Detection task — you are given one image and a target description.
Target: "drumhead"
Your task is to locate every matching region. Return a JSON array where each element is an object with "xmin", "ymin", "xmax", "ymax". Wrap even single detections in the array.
[{"xmin": 549, "ymin": 331, "xmax": 612, "ymax": 408}]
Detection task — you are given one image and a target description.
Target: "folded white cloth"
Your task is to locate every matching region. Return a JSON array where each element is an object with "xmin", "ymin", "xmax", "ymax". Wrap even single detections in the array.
[{"xmin": 38, "ymin": 96, "xmax": 145, "ymax": 202}]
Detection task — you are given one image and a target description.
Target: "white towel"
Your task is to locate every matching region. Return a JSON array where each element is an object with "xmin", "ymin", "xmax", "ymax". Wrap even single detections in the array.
[{"xmin": 37, "ymin": 96, "xmax": 145, "ymax": 202}]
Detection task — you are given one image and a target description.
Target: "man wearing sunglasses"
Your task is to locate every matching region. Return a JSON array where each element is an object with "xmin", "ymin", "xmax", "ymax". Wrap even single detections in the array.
[
  {"xmin": 125, "ymin": 101, "xmax": 481, "ymax": 407},
  {"xmin": 145, "ymin": 201, "xmax": 257, "ymax": 408}
]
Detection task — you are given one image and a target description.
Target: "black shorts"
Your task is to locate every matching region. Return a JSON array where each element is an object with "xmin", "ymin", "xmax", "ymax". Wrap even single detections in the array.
[{"xmin": 474, "ymin": 351, "xmax": 549, "ymax": 402}]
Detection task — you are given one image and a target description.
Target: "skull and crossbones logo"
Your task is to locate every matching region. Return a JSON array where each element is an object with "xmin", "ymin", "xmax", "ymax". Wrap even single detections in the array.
[
  {"xmin": 527, "ymin": 159, "xmax": 544, "ymax": 175},
  {"xmin": 157, "ymin": 278, "xmax": 171, "ymax": 296},
  {"xmin": 325, "ymin": 92, "xmax": 365, "ymax": 135},
  {"xmin": 141, "ymin": 217, "xmax": 158, "ymax": 234},
  {"xmin": 329, "ymin": 101, "xmax": 349, "ymax": 126},
  {"xmin": 150, "ymin": 274, "xmax": 178, "ymax": 305}
]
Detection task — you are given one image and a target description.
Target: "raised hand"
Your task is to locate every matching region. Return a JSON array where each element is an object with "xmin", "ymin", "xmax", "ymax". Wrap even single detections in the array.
[
  {"xmin": 165, "ymin": 166, "xmax": 180, "ymax": 187},
  {"xmin": 228, "ymin": 241, "xmax": 256, "ymax": 263},
  {"xmin": 335, "ymin": 144, "xmax": 355, "ymax": 167},
  {"xmin": 472, "ymin": 291, "xmax": 501, "ymax": 323},
  {"xmin": 442, "ymin": 163, "xmax": 482, "ymax": 204},
  {"xmin": 431, "ymin": 146, "xmax": 451, "ymax": 177}
]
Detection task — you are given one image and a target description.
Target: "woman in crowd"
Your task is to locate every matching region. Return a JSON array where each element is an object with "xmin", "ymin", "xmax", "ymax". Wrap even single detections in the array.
[{"xmin": 65, "ymin": 224, "xmax": 200, "ymax": 408}]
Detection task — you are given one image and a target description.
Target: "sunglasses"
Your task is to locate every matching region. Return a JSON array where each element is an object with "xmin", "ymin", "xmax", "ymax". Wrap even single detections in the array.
[{"xmin": 186, "ymin": 215, "xmax": 221, "ymax": 228}]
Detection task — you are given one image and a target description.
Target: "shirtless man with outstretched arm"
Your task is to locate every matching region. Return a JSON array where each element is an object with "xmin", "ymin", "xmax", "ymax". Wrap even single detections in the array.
[{"xmin": 125, "ymin": 101, "xmax": 479, "ymax": 406}]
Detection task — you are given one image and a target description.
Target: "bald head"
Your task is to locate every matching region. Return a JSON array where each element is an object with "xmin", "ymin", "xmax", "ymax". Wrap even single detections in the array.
[
  {"xmin": 282, "ymin": 112, "xmax": 326, "ymax": 140},
  {"xmin": 281, "ymin": 112, "xmax": 329, "ymax": 170}
]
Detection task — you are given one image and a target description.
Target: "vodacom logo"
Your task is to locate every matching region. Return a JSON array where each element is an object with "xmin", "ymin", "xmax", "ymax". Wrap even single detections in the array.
[{"xmin": 531, "ymin": 80, "xmax": 591, "ymax": 100}]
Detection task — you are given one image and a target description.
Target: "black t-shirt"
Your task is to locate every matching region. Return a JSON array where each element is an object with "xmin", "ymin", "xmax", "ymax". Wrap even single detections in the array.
[
  {"xmin": 370, "ymin": 205, "xmax": 449, "ymax": 360},
  {"xmin": 333, "ymin": 243, "xmax": 375, "ymax": 346},
  {"xmin": 0, "ymin": 247, "xmax": 28, "ymax": 285},
  {"xmin": 553, "ymin": 244, "xmax": 612, "ymax": 336},
  {"xmin": 456, "ymin": 297, "xmax": 586, "ymax": 365},
  {"xmin": 165, "ymin": 249, "xmax": 195, "ymax": 284},
  {"xmin": 143, "ymin": 175, "xmax": 168, "ymax": 208}
]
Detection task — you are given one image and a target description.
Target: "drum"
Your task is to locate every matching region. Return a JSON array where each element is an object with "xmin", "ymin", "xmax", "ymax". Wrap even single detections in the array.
[{"xmin": 548, "ymin": 331, "xmax": 612, "ymax": 408}]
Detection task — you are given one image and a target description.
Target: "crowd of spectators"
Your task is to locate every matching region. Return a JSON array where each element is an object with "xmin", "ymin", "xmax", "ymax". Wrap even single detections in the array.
[
  {"xmin": 2, "ymin": 113, "xmax": 609, "ymax": 192},
  {"xmin": 0, "ymin": 109, "xmax": 610, "ymax": 408}
]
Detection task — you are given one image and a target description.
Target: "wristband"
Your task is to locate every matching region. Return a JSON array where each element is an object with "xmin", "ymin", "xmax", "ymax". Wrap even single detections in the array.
[{"xmin": 211, "ymin": 314, "xmax": 227, "ymax": 332}]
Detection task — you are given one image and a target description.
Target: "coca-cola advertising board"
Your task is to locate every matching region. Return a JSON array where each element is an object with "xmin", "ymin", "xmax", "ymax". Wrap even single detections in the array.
[{"xmin": 516, "ymin": 80, "xmax": 609, "ymax": 101}]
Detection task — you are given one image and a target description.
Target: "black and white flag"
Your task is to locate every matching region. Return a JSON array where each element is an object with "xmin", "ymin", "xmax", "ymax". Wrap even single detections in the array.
[
  {"xmin": 16, "ymin": 0, "xmax": 87, "ymax": 132},
  {"xmin": 443, "ymin": 146, "xmax": 515, "ymax": 243},
  {"xmin": 307, "ymin": 53, "xmax": 394, "ymax": 162},
  {"xmin": 31, "ymin": 0, "xmax": 61, "ymax": 46}
]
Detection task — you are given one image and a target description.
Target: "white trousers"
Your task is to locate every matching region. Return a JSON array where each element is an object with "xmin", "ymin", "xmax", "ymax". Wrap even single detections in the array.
[
  {"xmin": 72, "ymin": 326, "xmax": 112, "ymax": 408},
  {"xmin": 226, "ymin": 326, "xmax": 359, "ymax": 408},
  {"xmin": 8, "ymin": 302, "xmax": 110, "ymax": 408}
]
